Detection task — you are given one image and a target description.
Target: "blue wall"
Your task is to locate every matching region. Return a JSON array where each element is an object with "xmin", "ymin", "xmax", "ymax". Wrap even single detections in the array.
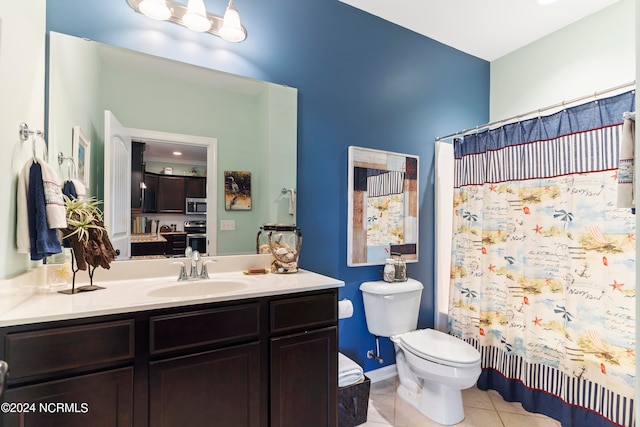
[{"xmin": 47, "ymin": 0, "xmax": 490, "ymax": 372}]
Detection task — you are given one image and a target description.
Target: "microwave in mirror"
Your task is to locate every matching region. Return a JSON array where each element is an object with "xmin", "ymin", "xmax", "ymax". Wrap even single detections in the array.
[{"xmin": 186, "ymin": 198, "xmax": 207, "ymax": 214}]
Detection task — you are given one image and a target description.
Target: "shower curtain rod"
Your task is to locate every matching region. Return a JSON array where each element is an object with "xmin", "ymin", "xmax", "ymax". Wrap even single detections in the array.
[{"xmin": 436, "ymin": 80, "xmax": 636, "ymax": 141}]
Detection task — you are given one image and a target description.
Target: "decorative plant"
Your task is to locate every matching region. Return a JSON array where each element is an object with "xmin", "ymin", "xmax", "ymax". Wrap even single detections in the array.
[{"xmin": 62, "ymin": 196, "xmax": 118, "ymax": 275}]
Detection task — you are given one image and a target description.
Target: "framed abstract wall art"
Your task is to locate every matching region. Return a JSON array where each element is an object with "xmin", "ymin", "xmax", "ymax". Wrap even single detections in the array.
[{"xmin": 348, "ymin": 146, "xmax": 419, "ymax": 266}]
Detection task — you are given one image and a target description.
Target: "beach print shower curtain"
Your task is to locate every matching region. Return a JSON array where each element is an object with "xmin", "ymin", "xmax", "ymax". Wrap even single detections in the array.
[{"xmin": 448, "ymin": 91, "xmax": 636, "ymax": 427}]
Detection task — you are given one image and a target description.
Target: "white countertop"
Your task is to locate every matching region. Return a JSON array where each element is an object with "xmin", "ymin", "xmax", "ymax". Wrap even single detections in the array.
[{"xmin": 0, "ymin": 255, "xmax": 344, "ymax": 327}]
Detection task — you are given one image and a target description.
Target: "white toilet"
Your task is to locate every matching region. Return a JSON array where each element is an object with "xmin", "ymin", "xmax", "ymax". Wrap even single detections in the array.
[{"xmin": 360, "ymin": 279, "xmax": 481, "ymax": 426}]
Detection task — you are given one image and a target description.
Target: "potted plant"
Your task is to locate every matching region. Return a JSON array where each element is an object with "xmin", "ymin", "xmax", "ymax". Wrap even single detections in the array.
[{"xmin": 61, "ymin": 196, "xmax": 118, "ymax": 293}]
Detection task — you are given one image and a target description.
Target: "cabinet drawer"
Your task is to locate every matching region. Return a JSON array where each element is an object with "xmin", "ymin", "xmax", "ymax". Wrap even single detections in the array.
[
  {"xmin": 270, "ymin": 292, "xmax": 337, "ymax": 335},
  {"xmin": 150, "ymin": 303, "xmax": 260, "ymax": 355},
  {"xmin": 5, "ymin": 320, "xmax": 134, "ymax": 380}
]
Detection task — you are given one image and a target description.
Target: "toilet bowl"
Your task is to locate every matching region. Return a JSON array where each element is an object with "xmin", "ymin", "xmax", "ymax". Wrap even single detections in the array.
[
  {"xmin": 391, "ymin": 329, "xmax": 481, "ymax": 425},
  {"xmin": 360, "ymin": 280, "xmax": 481, "ymax": 426}
]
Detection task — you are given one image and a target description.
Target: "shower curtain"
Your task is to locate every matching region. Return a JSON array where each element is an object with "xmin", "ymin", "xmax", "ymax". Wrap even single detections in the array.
[{"xmin": 448, "ymin": 91, "xmax": 636, "ymax": 427}]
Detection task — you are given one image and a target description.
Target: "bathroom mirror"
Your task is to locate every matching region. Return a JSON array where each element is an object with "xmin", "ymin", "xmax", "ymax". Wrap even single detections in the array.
[{"xmin": 47, "ymin": 32, "xmax": 298, "ymax": 258}]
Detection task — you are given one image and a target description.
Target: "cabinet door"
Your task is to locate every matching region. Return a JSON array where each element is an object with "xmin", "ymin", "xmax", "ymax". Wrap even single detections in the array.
[
  {"xmin": 185, "ymin": 177, "xmax": 206, "ymax": 198},
  {"xmin": 156, "ymin": 176, "xmax": 185, "ymax": 213},
  {"xmin": 131, "ymin": 142, "xmax": 145, "ymax": 210},
  {"xmin": 271, "ymin": 327, "xmax": 337, "ymax": 427},
  {"xmin": 1, "ymin": 368, "xmax": 133, "ymax": 427},
  {"xmin": 143, "ymin": 173, "xmax": 159, "ymax": 213},
  {"xmin": 149, "ymin": 342, "xmax": 261, "ymax": 427}
]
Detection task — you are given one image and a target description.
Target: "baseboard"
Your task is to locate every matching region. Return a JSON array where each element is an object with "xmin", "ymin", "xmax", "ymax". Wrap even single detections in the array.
[{"xmin": 365, "ymin": 364, "xmax": 397, "ymax": 383}]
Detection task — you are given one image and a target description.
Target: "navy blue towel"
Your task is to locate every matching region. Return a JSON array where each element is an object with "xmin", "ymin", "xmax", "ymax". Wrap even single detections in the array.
[
  {"xmin": 62, "ymin": 180, "xmax": 78, "ymax": 199},
  {"xmin": 28, "ymin": 162, "xmax": 62, "ymax": 260}
]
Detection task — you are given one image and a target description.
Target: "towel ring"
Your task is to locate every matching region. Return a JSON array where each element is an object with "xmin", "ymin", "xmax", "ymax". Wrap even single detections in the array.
[{"xmin": 58, "ymin": 152, "xmax": 77, "ymax": 179}]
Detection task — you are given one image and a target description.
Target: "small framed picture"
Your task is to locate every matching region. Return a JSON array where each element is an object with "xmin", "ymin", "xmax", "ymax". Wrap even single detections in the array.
[
  {"xmin": 224, "ymin": 171, "xmax": 252, "ymax": 210},
  {"xmin": 72, "ymin": 126, "xmax": 91, "ymax": 187}
]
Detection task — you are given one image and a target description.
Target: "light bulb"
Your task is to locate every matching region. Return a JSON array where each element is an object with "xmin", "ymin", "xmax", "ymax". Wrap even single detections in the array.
[
  {"xmin": 182, "ymin": 0, "xmax": 211, "ymax": 32},
  {"xmin": 219, "ymin": 2, "xmax": 246, "ymax": 42},
  {"xmin": 139, "ymin": 0, "xmax": 171, "ymax": 20}
]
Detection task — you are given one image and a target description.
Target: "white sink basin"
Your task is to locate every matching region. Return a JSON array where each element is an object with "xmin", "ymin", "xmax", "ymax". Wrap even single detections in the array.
[{"xmin": 147, "ymin": 279, "xmax": 249, "ymax": 298}]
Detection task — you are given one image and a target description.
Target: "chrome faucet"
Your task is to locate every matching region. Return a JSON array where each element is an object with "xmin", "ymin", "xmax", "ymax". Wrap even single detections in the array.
[
  {"xmin": 172, "ymin": 249, "xmax": 216, "ymax": 281},
  {"xmin": 199, "ymin": 259, "xmax": 217, "ymax": 279},
  {"xmin": 190, "ymin": 250, "xmax": 201, "ymax": 279},
  {"xmin": 170, "ymin": 261, "xmax": 189, "ymax": 281}
]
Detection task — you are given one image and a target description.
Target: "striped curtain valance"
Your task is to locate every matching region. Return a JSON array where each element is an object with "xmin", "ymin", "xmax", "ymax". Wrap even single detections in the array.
[
  {"xmin": 455, "ymin": 91, "xmax": 635, "ymax": 159},
  {"xmin": 454, "ymin": 126, "xmax": 622, "ymax": 187}
]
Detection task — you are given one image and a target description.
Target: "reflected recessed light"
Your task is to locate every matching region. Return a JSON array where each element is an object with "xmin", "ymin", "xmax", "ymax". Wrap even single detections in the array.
[{"xmin": 173, "ymin": 151, "xmax": 182, "ymax": 156}]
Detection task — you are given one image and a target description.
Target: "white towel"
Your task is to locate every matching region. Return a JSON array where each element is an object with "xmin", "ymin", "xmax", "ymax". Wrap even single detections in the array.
[
  {"xmin": 16, "ymin": 160, "xmax": 32, "ymax": 253},
  {"xmin": 71, "ymin": 178, "xmax": 86, "ymax": 199},
  {"xmin": 39, "ymin": 160, "xmax": 67, "ymax": 228},
  {"xmin": 617, "ymin": 115, "xmax": 635, "ymax": 208},
  {"xmin": 338, "ymin": 352, "xmax": 364, "ymax": 387}
]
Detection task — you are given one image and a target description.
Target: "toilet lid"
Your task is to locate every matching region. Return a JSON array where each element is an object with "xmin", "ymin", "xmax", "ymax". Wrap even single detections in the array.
[{"xmin": 398, "ymin": 329, "xmax": 480, "ymax": 367}]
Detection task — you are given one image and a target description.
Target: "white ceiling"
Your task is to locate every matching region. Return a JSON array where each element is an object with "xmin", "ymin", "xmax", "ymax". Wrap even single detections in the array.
[
  {"xmin": 338, "ymin": 0, "xmax": 622, "ymax": 61},
  {"xmin": 142, "ymin": 140, "xmax": 207, "ymax": 166}
]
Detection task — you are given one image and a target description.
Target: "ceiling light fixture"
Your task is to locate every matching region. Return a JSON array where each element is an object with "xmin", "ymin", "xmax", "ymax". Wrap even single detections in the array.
[
  {"xmin": 173, "ymin": 151, "xmax": 183, "ymax": 156},
  {"xmin": 182, "ymin": 0, "xmax": 211, "ymax": 32},
  {"xmin": 127, "ymin": 0, "xmax": 247, "ymax": 42},
  {"xmin": 138, "ymin": 0, "xmax": 172, "ymax": 20},
  {"xmin": 219, "ymin": 0, "xmax": 245, "ymax": 43},
  {"xmin": 537, "ymin": 0, "xmax": 559, "ymax": 4}
]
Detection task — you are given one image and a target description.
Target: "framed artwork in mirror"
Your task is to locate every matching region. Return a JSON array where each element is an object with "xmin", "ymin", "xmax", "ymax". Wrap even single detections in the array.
[
  {"xmin": 347, "ymin": 146, "xmax": 419, "ymax": 266},
  {"xmin": 224, "ymin": 171, "xmax": 252, "ymax": 210},
  {"xmin": 72, "ymin": 125, "xmax": 91, "ymax": 188}
]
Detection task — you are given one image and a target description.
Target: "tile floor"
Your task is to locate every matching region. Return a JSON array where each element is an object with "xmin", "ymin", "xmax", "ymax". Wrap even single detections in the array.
[{"xmin": 360, "ymin": 376, "xmax": 562, "ymax": 427}]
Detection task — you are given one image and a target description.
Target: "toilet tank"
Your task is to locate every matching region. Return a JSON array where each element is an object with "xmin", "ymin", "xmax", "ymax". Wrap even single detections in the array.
[{"xmin": 359, "ymin": 279, "xmax": 423, "ymax": 337}]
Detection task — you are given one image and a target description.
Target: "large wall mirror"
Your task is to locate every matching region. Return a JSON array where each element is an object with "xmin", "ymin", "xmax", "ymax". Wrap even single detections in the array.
[{"xmin": 47, "ymin": 32, "xmax": 297, "ymax": 258}]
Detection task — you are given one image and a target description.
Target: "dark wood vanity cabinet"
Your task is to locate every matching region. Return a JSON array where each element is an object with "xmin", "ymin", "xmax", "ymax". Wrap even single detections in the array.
[
  {"xmin": 269, "ymin": 293, "xmax": 338, "ymax": 427},
  {"xmin": 3, "ymin": 368, "xmax": 134, "ymax": 427},
  {"xmin": 0, "ymin": 319, "xmax": 135, "ymax": 427},
  {"xmin": 148, "ymin": 303, "xmax": 262, "ymax": 427},
  {"xmin": 0, "ymin": 289, "xmax": 338, "ymax": 427}
]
